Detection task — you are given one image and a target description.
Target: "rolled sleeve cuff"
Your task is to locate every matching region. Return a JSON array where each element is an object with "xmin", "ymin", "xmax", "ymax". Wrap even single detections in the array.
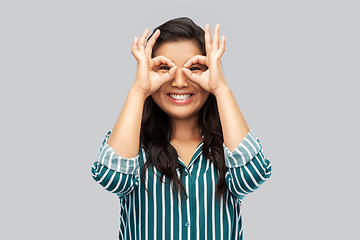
[
  {"xmin": 224, "ymin": 130, "xmax": 262, "ymax": 168},
  {"xmin": 97, "ymin": 131, "xmax": 139, "ymax": 175}
]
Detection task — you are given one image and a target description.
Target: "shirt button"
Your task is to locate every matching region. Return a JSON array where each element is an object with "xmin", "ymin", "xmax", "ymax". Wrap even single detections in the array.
[
  {"xmin": 184, "ymin": 170, "xmax": 188, "ymax": 176},
  {"xmin": 184, "ymin": 221, "xmax": 190, "ymax": 227},
  {"xmin": 185, "ymin": 193, "xmax": 189, "ymax": 199}
]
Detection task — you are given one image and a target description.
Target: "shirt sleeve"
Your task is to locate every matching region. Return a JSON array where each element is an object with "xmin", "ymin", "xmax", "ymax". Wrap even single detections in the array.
[
  {"xmin": 91, "ymin": 131, "xmax": 140, "ymax": 197},
  {"xmin": 224, "ymin": 130, "xmax": 272, "ymax": 200}
]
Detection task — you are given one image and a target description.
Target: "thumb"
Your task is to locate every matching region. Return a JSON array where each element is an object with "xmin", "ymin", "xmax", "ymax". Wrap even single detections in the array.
[
  {"xmin": 182, "ymin": 68, "xmax": 199, "ymax": 83},
  {"xmin": 161, "ymin": 66, "xmax": 177, "ymax": 82}
]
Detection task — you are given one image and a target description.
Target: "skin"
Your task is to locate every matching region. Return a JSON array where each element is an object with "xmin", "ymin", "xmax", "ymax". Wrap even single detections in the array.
[{"xmin": 107, "ymin": 24, "xmax": 250, "ymax": 164}]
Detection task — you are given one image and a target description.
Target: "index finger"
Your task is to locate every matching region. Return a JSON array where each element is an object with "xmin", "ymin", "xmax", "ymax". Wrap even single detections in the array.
[
  {"xmin": 152, "ymin": 55, "xmax": 175, "ymax": 69},
  {"xmin": 183, "ymin": 55, "xmax": 207, "ymax": 68}
]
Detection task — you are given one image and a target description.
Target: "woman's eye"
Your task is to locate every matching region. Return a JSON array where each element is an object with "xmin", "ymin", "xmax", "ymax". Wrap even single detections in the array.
[
  {"xmin": 159, "ymin": 66, "xmax": 170, "ymax": 70},
  {"xmin": 190, "ymin": 66, "xmax": 201, "ymax": 71}
]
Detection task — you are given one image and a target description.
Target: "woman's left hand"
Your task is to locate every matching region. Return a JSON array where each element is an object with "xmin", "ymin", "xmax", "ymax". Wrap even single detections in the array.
[{"xmin": 182, "ymin": 24, "xmax": 228, "ymax": 96}]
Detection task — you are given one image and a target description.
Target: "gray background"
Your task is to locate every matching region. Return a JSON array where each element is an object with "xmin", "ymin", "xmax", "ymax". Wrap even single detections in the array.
[{"xmin": 1, "ymin": 0, "xmax": 359, "ymax": 239}]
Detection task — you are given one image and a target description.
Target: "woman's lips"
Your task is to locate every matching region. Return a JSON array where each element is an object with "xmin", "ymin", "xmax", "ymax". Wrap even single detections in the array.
[{"xmin": 167, "ymin": 93, "xmax": 194, "ymax": 104}]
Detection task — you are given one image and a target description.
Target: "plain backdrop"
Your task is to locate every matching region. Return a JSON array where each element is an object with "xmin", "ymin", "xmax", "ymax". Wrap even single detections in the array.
[{"xmin": 1, "ymin": 0, "xmax": 359, "ymax": 239}]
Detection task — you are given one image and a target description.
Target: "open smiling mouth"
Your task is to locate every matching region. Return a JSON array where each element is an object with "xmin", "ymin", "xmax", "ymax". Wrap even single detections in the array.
[
  {"xmin": 168, "ymin": 94, "xmax": 193, "ymax": 100},
  {"xmin": 167, "ymin": 94, "xmax": 194, "ymax": 104}
]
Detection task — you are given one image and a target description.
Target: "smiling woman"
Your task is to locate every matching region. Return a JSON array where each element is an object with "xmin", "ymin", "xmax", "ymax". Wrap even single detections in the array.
[{"xmin": 91, "ymin": 17, "xmax": 272, "ymax": 240}]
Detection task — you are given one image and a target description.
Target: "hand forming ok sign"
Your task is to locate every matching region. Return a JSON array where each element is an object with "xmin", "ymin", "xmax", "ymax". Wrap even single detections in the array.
[
  {"xmin": 131, "ymin": 29, "xmax": 177, "ymax": 97},
  {"xmin": 182, "ymin": 24, "xmax": 227, "ymax": 96}
]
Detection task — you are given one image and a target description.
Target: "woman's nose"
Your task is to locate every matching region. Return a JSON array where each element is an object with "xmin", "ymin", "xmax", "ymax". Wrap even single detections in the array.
[{"xmin": 171, "ymin": 68, "xmax": 189, "ymax": 88}]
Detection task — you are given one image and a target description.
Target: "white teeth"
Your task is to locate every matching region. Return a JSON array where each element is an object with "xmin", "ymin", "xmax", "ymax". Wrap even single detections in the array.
[{"xmin": 169, "ymin": 94, "xmax": 192, "ymax": 100}]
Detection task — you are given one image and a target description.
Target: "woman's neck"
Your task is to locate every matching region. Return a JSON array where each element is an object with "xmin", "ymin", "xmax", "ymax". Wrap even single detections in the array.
[{"xmin": 170, "ymin": 116, "xmax": 202, "ymax": 141}]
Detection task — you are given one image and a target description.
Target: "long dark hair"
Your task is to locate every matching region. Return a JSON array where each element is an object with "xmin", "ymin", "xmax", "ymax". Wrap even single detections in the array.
[{"xmin": 140, "ymin": 17, "xmax": 227, "ymax": 200}]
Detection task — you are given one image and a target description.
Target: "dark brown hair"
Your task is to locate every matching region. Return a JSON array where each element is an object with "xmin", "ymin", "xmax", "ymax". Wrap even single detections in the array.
[{"xmin": 140, "ymin": 17, "xmax": 227, "ymax": 200}]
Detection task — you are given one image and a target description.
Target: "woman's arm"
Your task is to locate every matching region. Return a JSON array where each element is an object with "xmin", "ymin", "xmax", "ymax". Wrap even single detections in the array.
[
  {"xmin": 107, "ymin": 29, "xmax": 176, "ymax": 158},
  {"xmin": 183, "ymin": 24, "xmax": 249, "ymax": 150},
  {"xmin": 213, "ymin": 87, "xmax": 250, "ymax": 152},
  {"xmin": 92, "ymin": 29, "xmax": 177, "ymax": 196},
  {"xmin": 183, "ymin": 24, "xmax": 271, "ymax": 199},
  {"xmin": 107, "ymin": 88, "xmax": 147, "ymax": 158}
]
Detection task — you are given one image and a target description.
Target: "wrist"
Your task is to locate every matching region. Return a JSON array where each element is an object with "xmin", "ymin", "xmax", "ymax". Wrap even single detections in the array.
[
  {"xmin": 129, "ymin": 86, "xmax": 149, "ymax": 102},
  {"xmin": 212, "ymin": 85, "xmax": 231, "ymax": 98}
]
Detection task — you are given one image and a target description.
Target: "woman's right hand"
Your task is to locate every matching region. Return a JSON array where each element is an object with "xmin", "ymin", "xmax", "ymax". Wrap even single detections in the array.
[{"xmin": 131, "ymin": 29, "xmax": 177, "ymax": 97}]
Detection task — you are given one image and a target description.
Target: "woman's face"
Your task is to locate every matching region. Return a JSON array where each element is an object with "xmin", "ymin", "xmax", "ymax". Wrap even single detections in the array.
[{"xmin": 151, "ymin": 40, "xmax": 209, "ymax": 121}]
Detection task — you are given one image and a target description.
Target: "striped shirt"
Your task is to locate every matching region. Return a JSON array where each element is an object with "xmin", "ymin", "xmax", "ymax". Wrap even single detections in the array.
[{"xmin": 91, "ymin": 130, "xmax": 272, "ymax": 240}]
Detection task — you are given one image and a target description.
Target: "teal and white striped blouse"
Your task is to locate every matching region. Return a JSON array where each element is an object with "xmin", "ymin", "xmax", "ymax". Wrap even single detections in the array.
[{"xmin": 91, "ymin": 130, "xmax": 272, "ymax": 240}]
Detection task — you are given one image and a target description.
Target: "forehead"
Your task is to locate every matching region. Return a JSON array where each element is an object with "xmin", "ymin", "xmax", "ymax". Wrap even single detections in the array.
[{"xmin": 153, "ymin": 40, "xmax": 203, "ymax": 63}]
